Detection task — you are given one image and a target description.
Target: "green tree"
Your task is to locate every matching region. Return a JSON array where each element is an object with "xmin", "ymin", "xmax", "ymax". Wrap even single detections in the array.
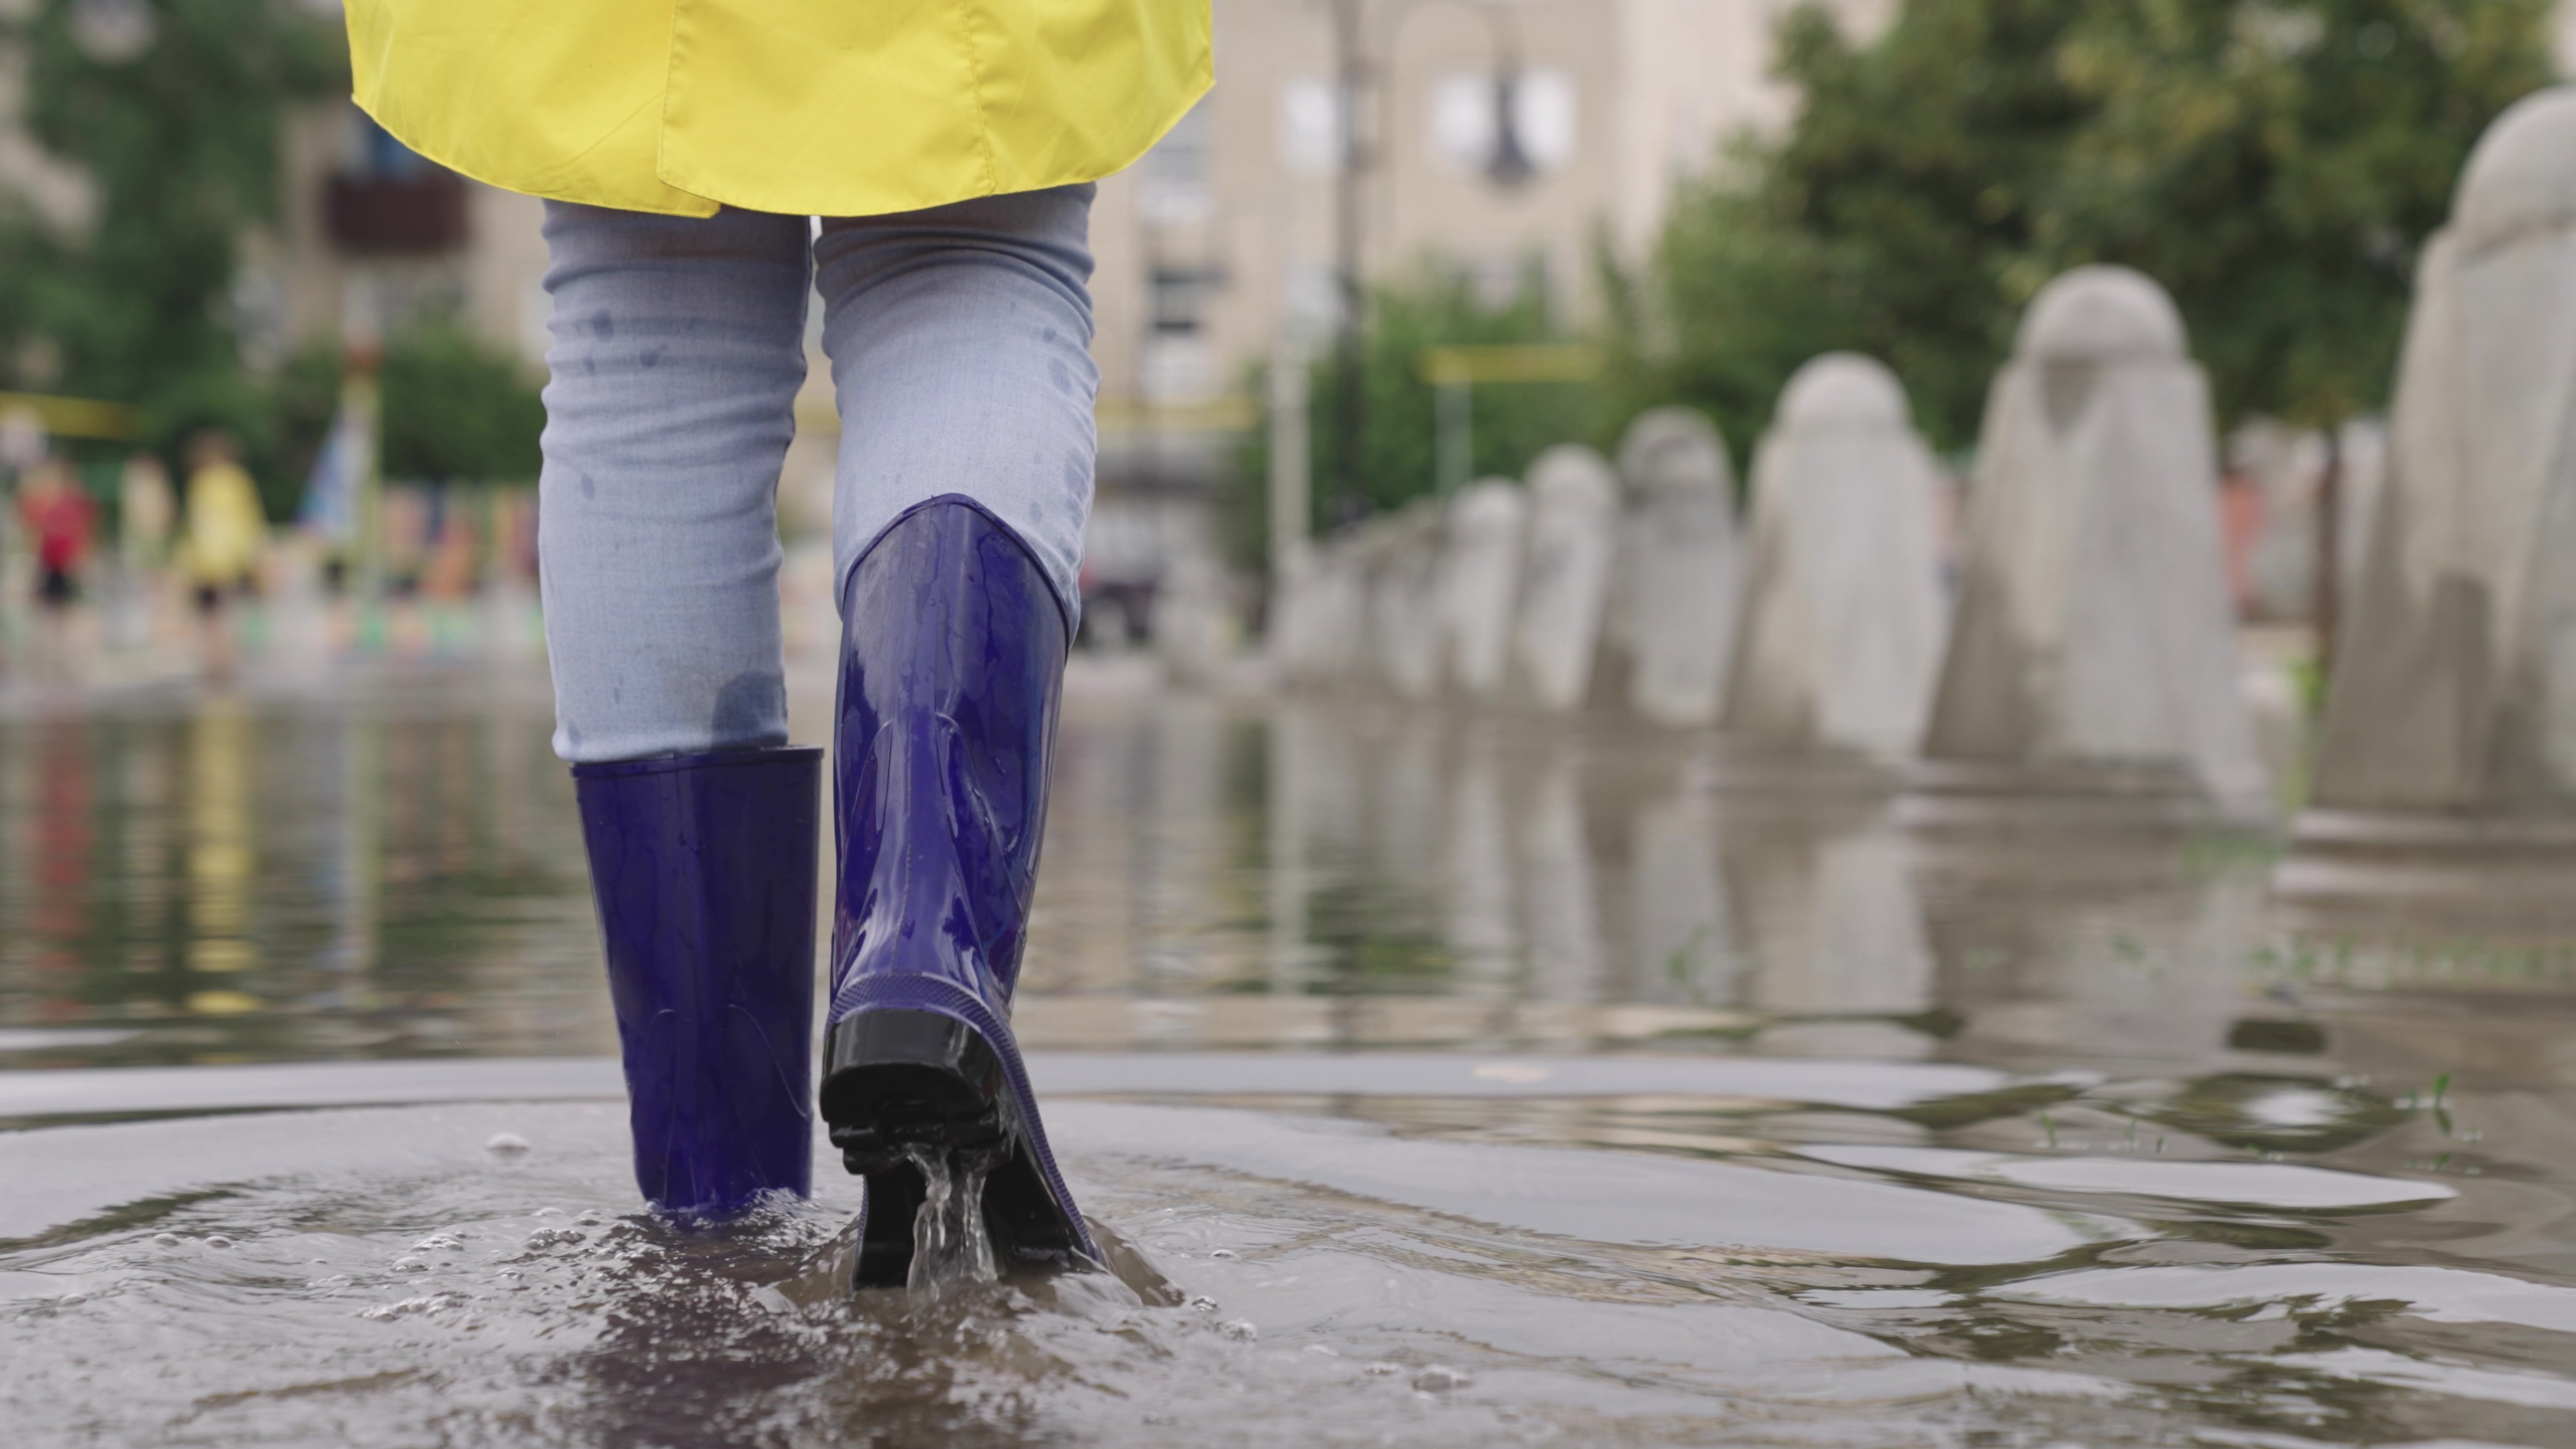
[
  {"xmin": 1615, "ymin": 0, "xmax": 2098, "ymax": 455},
  {"xmin": 0, "ymin": 0, "xmax": 344, "ymax": 451},
  {"xmin": 1616, "ymin": 0, "xmax": 2557, "ymax": 454},
  {"xmin": 378, "ymin": 318, "xmax": 547, "ymax": 485},
  {"xmin": 1313, "ymin": 258, "xmax": 1596, "ymax": 521},
  {"xmin": 2055, "ymin": 0, "xmax": 2553, "ymax": 670},
  {"xmin": 268, "ymin": 317, "xmax": 546, "ymax": 519},
  {"xmin": 1230, "ymin": 258, "xmax": 1598, "ymax": 571},
  {"xmin": 2052, "ymin": 0, "xmax": 2555, "ymax": 431}
]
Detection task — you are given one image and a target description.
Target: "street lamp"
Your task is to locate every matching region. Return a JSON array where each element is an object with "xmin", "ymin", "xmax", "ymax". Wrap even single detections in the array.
[
  {"xmin": 1483, "ymin": 62, "xmax": 1536, "ymax": 190},
  {"xmin": 1316, "ymin": 0, "xmax": 1536, "ymax": 531},
  {"xmin": 1328, "ymin": 0, "xmax": 1368, "ymax": 533}
]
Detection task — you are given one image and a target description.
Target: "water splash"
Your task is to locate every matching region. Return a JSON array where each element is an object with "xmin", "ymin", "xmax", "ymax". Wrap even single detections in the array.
[{"xmin": 903, "ymin": 1144, "xmax": 996, "ymax": 1293}]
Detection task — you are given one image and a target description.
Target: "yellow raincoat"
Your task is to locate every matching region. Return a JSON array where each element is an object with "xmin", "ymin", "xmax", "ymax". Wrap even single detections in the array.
[
  {"xmin": 343, "ymin": 1, "xmax": 1213, "ymax": 219},
  {"xmin": 180, "ymin": 462, "xmax": 268, "ymax": 587}
]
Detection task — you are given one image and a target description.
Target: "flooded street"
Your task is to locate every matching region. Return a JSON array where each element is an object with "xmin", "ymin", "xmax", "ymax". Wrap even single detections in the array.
[{"xmin": 4, "ymin": 664, "xmax": 2575, "ymax": 1446}]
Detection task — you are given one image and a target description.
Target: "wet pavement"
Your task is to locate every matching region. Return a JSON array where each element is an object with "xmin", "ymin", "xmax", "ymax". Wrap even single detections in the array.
[{"xmin": 3, "ymin": 663, "xmax": 2574, "ymax": 1446}]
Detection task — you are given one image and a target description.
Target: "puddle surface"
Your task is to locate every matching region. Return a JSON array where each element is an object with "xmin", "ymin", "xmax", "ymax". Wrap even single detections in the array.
[{"xmin": 3, "ymin": 674, "xmax": 2574, "ymax": 1445}]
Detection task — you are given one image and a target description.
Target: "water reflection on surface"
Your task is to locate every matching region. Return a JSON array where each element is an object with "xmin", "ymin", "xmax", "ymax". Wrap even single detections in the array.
[
  {"xmin": 0, "ymin": 671, "xmax": 598, "ymax": 1069},
  {"xmin": 3, "ymin": 667, "xmax": 2575, "ymax": 1446}
]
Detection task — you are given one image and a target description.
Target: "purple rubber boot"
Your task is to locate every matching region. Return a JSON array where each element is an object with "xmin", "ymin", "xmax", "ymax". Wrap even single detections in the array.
[
  {"xmin": 819, "ymin": 496, "xmax": 1102, "ymax": 1286},
  {"xmin": 572, "ymin": 747, "xmax": 823, "ymax": 1217}
]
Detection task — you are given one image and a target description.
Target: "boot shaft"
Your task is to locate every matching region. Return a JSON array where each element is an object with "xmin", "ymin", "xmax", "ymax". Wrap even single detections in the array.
[
  {"xmin": 830, "ymin": 497, "xmax": 1070, "ymax": 1012},
  {"xmin": 575, "ymin": 747, "xmax": 823, "ymax": 1214}
]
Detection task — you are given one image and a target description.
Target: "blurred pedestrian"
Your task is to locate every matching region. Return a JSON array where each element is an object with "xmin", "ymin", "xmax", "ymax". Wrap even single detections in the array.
[
  {"xmin": 0, "ymin": 405, "xmax": 50, "ymax": 680},
  {"xmin": 115, "ymin": 453, "xmax": 175, "ymax": 648},
  {"xmin": 17, "ymin": 457, "xmax": 95, "ymax": 680},
  {"xmin": 179, "ymin": 431, "xmax": 267, "ymax": 682},
  {"xmin": 344, "ymin": 0, "xmax": 1209, "ymax": 1279}
]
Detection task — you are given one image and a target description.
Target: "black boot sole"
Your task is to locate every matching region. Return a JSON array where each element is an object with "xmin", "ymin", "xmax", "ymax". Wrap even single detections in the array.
[{"xmin": 820, "ymin": 1008, "xmax": 1090, "ymax": 1288}]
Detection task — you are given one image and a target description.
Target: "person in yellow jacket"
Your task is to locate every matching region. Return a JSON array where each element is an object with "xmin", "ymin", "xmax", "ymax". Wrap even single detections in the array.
[
  {"xmin": 343, "ymin": 3, "xmax": 1210, "ymax": 1273},
  {"xmin": 180, "ymin": 431, "xmax": 270, "ymax": 682}
]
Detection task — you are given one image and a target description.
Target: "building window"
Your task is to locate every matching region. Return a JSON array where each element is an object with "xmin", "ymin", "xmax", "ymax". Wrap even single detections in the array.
[
  {"xmin": 1143, "ymin": 101, "xmax": 1212, "ymax": 224},
  {"xmin": 1141, "ymin": 337, "xmax": 1216, "ymax": 405},
  {"xmin": 1429, "ymin": 68, "xmax": 1576, "ymax": 180},
  {"xmin": 355, "ymin": 113, "xmax": 438, "ymax": 180},
  {"xmin": 1279, "ymin": 78, "xmax": 1346, "ymax": 176},
  {"xmin": 1151, "ymin": 266, "xmax": 1218, "ymax": 335},
  {"xmin": 327, "ymin": 109, "xmax": 467, "ymax": 256}
]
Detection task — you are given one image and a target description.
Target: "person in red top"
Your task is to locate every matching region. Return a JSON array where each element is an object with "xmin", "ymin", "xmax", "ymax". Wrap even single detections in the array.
[
  {"xmin": 17, "ymin": 458, "xmax": 96, "ymax": 678},
  {"xmin": 20, "ymin": 458, "xmax": 95, "ymax": 602}
]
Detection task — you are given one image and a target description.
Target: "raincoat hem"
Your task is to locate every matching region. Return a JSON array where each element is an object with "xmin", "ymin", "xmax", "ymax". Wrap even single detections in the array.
[{"xmin": 351, "ymin": 93, "xmax": 722, "ymax": 220}]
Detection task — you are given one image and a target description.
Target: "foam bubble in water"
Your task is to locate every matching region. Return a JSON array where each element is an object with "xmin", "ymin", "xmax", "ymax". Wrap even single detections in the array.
[
  {"xmin": 359, "ymin": 1293, "xmax": 462, "ymax": 1322},
  {"xmin": 1412, "ymin": 1365, "xmax": 1472, "ymax": 1392},
  {"xmin": 484, "ymin": 1132, "xmax": 532, "ymax": 1158}
]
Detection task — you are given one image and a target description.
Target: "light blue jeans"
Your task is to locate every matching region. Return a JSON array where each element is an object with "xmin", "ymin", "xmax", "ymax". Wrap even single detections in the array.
[{"xmin": 535, "ymin": 187, "xmax": 1097, "ymax": 764}]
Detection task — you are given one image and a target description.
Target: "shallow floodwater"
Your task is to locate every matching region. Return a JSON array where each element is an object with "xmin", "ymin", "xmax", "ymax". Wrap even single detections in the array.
[{"xmin": 4, "ymin": 664, "xmax": 2575, "ymax": 1446}]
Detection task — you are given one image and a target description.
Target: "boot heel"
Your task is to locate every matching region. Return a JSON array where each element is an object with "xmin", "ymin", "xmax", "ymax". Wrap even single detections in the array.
[
  {"xmin": 820, "ymin": 1008, "xmax": 1008, "ymax": 1170},
  {"xmin": 821, "ymin": 1006, "xmax": 1093, "ymax": 1287}
]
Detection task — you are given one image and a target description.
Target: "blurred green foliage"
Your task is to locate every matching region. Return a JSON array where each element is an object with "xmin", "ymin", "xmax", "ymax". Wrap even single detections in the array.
[
  {"xmin": 270, "ymin": 318, "xmax": 547, "ymax": 509},
  {"xmin": 1608, "ymin": 0, "xmax": 2092, "ymax": 459},
  {"xmin": 1228, "ymin": 259, "xmax": 1599, "ymax": 572},
  {"xmin": 0, "ymin": 0, "xmax": 544, "ymax": 515},
  {"xmin": 380, "ymin": 319, "xmax": 547, "ymax": 485},
  {"xmin": 2053, "ymin": 0, "xmax": 2555, "ymax": 429},
  {"xmin": 0, "ymin": 0, "xmax": 344, "ymax": 479},
  {"xmin": 1612, "ymin": 0, "xmax": 2559, "ymax": 453}
]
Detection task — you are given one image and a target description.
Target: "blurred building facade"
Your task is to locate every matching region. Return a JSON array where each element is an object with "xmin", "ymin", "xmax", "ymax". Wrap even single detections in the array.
[
  {"xmin": 1089, "ymin": 0, "xmax": 1896, "ymax": 490},
  {"xmin": 1078, "ymin": 0, "xmax": 1899, "ymax": 630},
  {"xmin": 7, "ymin": 0, "xmax": 2574, "ymax": 649},
  {"xmin": 256, "ymin": 105, "xmax": 553, "ymax": 370}
]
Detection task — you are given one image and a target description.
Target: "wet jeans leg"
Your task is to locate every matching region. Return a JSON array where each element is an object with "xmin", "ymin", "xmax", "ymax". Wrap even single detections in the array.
[
  {"xmin": 813, "ymin": 184, "xmax": 1098, "ymax": 633},
  {"xmin": 536, "ymin": 201, "xmax": 811, "ymax": 763}
]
